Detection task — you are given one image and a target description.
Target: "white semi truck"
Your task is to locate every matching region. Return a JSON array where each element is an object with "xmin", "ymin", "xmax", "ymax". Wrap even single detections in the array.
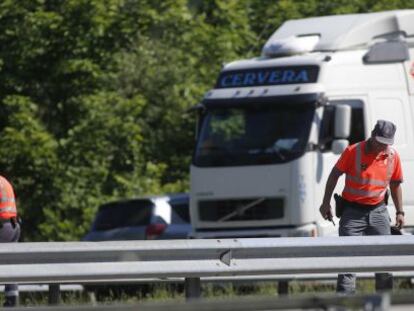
[{"xmin": 190, "ymin": 10, "xmax": 414, "ymax": 238}]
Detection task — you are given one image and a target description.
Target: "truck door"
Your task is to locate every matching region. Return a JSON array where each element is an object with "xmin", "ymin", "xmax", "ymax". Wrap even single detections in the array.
[
  {"xmin": 316, "ymin": 99, "xmax": 366, "ymax": 235},
  {"xmin": 369, "ymin": 92, "xmax": 414, "ymax": 231}
]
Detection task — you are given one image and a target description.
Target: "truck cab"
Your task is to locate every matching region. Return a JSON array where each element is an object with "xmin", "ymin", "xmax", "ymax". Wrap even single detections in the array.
[{"xmin": 190, "ymin": 10, "xmax": 414, "ymax": 238}]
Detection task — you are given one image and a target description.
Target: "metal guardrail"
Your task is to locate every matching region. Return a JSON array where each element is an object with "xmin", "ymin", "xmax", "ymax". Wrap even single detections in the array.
[
  {"xmin": 1, "ymin": 235, "xmax": 414, "ymax": 304},
  {"xmin": 2, "ymin": 236, "xmax": 414, "ymax": 282}
]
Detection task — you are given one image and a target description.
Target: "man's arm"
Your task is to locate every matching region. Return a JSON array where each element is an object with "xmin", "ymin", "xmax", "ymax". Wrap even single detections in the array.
[
  {"xmin": 390, "ymin": 182, "xmax": 404, "ymax": 229},
  {"xmin": 319, "ymin": 167, "xmax": 343, "ymax": 220}
]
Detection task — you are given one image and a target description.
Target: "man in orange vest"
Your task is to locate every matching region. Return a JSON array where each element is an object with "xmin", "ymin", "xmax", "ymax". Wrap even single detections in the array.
[
  {"xmin": 319, "ymin": 120, "xmax": 404, "ymax": 294},
  {"xmin": 0, "ymin": 175, "xmax": 20, "ymax": 307}
]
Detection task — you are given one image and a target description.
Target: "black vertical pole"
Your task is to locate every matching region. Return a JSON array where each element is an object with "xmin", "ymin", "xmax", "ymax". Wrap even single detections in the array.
[
  {"xmin": 278, "ymin": 280, "xmax": 289, "ymax": 296},
  {"xmin": 48, "ymin": 284, "xmax": 60, "ymax": 305},
  {"xmin": 185, "ymin": 277, "xmax": 201, "ymax": 300}
]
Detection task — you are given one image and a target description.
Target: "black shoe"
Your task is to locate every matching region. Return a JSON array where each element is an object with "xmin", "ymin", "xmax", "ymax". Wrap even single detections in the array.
[{"xmin": 3, "ymin": 296, "xmax": 18, "ymax": 307}]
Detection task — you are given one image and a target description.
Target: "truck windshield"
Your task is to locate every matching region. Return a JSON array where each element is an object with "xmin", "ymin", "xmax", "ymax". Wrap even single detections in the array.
[{"xmin": 194, "ymin": 103, "xmax": 314, "ymax": 167}]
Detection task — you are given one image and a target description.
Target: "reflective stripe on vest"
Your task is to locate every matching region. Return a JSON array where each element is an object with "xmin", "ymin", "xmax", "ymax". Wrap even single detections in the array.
[
  {"xmin": 345, "ymin": 175, "xmax": 388, "ymax": 186},
  {"xmin": 344, "ymin": 142, "xmax": 393, "ymax": 198},
  {"xmin": 0, "ymin": 206, "xmax": 16, "ymax": 213},
  {"xmin": 343, "ymin": 186, "xmax": 387, "ymax": 198},
  {"xmin": 386, "ymin": 149, "xmax": 394, "ymax": 181},
  {"xmin": 0, "ymin": 197, "xmax": 15, "ymax": 203}
]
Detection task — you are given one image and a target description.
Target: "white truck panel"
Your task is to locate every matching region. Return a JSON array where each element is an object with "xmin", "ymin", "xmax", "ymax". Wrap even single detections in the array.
[{"xmin": 265, "ymin": 10, "xmax": 414, "ymax": 52}]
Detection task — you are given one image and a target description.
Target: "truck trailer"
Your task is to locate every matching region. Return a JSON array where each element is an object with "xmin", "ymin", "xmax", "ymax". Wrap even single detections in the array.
[{"xmin": 190, "ymin": 10, "xmax": 414, "ymax": 238}]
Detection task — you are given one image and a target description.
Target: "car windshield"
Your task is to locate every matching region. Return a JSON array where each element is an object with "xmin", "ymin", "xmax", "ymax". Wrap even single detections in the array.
[
  {"xmin": 92, "ymin": 200, "xmax": 153, "ymax": 231},
  {"xmin": 171, "ymin": 202, "xmax": 190, "ymax": 223},
  {"xmin": 193, "ymin": 102, "xmax": 315, "ymax": 167}
]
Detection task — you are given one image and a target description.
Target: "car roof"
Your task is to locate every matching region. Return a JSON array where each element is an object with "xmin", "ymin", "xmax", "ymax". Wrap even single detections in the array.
[{"xmin": 98, "ymin": 193, "xmax": 188, "ymax": 211}]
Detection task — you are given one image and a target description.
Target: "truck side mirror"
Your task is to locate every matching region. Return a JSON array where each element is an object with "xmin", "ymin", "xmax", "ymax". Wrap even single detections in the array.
[
  {"xmin": 334, "ymin": 105, "xmax": 351, "ymax": 139},
  {"xmin": 332, "ymin": 105, "xmax": 351, "ymax": 154},
  {"xmin": 332, "ymin": 139, "xmax": 348, "ymax": 154}
]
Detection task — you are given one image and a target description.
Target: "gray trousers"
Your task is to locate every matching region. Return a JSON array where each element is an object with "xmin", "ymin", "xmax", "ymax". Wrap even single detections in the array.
[
  {"xmin": 337, "ymin": 203, "xmax": 391, "ymax": 293},
  {"xmin": 0, "ymin": 221, "xmax": 20, "ymax": 299}
]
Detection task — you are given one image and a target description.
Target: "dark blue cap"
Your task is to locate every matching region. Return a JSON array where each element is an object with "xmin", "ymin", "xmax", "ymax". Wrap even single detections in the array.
[{"xmin": 371, "ymin": 120, "xmax": 396, "ymax": 145}]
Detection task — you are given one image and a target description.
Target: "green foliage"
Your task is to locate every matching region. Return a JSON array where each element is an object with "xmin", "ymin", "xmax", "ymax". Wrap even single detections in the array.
[
  {"xmin": 0, "ymin": 95, "xmax": 59, "ymax": 240},
  {"xmin": 0, "ymin": 1, "xmax": 174, "ymax": 240},
  {"xmin": 0, "ymin": 0, "xmax": 412, "ymax": 240}
]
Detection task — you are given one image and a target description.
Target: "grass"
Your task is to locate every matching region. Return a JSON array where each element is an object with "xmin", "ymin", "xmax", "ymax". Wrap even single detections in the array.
[{"xmin": 4, "ymin": 277, "xmax": 413, "ymax": 306}]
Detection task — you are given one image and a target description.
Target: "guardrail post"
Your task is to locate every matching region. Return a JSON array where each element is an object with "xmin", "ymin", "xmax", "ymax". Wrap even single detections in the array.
[
  {"xmin": 375, "ymin": 273, "xmax": 393, "ymax": 292},
  {"xmin": 48, "ymin": 284, "xmax": 60, "ymax": 305},
  {"xmin": 278, "ymin": 280, "xmax": 289, "ymax": 296},
  {"xmin": 185, "ymin": 277, "xmax": 201, "ymax": 300}
]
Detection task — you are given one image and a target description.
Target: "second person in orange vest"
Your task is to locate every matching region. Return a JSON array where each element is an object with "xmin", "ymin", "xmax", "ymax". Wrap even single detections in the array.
[
  {"xmin": 0, "ymin": 175, "xmax": 20, "ymax": 307},
  {"xmin": 319, "ymin": 119, "xmax": 404, "ymax": 294}
]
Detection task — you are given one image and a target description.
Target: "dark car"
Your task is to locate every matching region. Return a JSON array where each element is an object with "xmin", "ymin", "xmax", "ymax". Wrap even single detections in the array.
[{"xmin": 83, "ymin": 193, "xmax": 191, "ymax": 241}]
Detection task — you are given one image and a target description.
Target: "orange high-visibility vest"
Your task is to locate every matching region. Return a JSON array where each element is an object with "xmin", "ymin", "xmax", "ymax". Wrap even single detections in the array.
[
  {"xmin": 0, "ymin": 176, "xmax": 17, "ymax": 219},
  {"xmin": 340, "ymin": 142, "xmax": 395, "ymax": 205}
]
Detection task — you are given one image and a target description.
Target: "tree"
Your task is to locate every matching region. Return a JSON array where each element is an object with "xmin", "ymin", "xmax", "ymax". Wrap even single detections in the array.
[
  {"xmin": 0, "ymin": 0, "xmax": 162, "ymax": 240},
  {"xmin": 1, "ymin": 0, "xmax": 413, "ymax": 240}
]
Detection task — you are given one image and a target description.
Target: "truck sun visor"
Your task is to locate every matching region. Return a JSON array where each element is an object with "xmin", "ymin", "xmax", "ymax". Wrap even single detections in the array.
[{"xmin": 202, "ymin": 93, "xmax": 325, "ymax": 109}]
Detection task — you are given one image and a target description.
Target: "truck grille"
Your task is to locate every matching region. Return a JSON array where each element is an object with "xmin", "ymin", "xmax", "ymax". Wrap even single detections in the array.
[{"xmin": 198, "ymin": 198, "xmax": 284, "ymax": 222}]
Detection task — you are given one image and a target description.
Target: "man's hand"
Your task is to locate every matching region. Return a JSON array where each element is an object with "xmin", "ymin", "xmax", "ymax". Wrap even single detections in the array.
[
  {"xmin": 396, "ymin": 214, "xmax": 405, "ymax": 229},
  {"xmin": 319, "ymin": 203, "xmax": 333, "ymax": 220},
  {"xmin": 320, "ymin": 168, "xmax": 342, "ymax": 223}
]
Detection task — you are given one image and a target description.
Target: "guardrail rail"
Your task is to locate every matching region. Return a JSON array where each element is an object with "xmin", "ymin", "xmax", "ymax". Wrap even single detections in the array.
[{"xmin": 1, "ymin": 235, "xmax": 414, "ymax": 305}]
